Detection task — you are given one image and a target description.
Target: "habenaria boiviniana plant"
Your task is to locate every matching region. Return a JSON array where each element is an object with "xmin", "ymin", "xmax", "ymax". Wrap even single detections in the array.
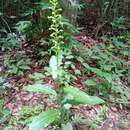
[{"xmin": 23, "ymin": 0, "xmax": 104, "ymax": 130}]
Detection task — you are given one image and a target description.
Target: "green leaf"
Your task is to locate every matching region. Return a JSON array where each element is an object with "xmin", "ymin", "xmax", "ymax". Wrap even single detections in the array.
[
  {"xmin": 64, "ymin": 86, "xmax": 104, "ymax": 105},
  {"xmin": 36, "ymin": 2, "xmax": 51, "ymax": 10},
  {"xmin": 0, "ymin": 99, "xmax": 4, "ymax": 110},
  {"xmin": 124, "ymin": 88, "xmax": 130, "ymax": 100},
  {"xmin": 30, "ymin": 73, "xmax": 45, "ymax": 80},
  {"xmin": 9, "ymin": 15, "xmax": 17, "ymax": 19},
  {"xmin": 103, "ymin": 65, "xmax": 113, "ymax": 71},
  {"xmin": 29, "ymin": 109, "xmax": 60, "ymax": 130},
  {"xmin": 85, "ymin": 79, "xmax": 97, "ymax": 86},
  {"xmin": 4, "ymin": 126, "xmax": 14, "ymax": 130},
  {"xmin": 122, "ymin": 50, "xmax": 129, "ymax": 56},
  {"xmin": 90, "ymin": 68, "xmax": 112, "ymax": 82},
  {"xmin": 19, "ymin": 65, "xmax": 30, "ymax": 70},
  {"xmin": 66, "ymin": 55, "xmax": 74, "ymax": 59},
  {"xmin": 0, "ymin": 12, "xmax": 3, "ymax": 16},
  {"xmin": 24, "ymin": 83, "xmax": 57, "ymax": 97},
  {"xmin": 90, "ymin": 68, "xmax": 103, "ymax": 76},
  {"xmin": 62, "ymin": 122, "xmax": 73, "ymax": 130},
  {"xmin": 74, "ymin": 69, "xmax": 81, "ymax": 75},
  {"xmin": 0, "ymin": 28, "xmax": 7, "ymax": 33},
  {"xmin": 11, "ymin": 65, "xmax": 18, "ymax": 73},
  {"xmin": 103, "ymin": 72, "xmax": 112, "ymax": 82}
]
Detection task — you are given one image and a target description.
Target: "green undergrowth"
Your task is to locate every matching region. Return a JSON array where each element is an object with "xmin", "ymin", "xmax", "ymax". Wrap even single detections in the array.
[
  {"xmin": 1, "ymin": 31, "xmax": 129, "ymax": 130},
  {"xmin": 77, "ymin": 33, "xmax": 130, "ymax": 105}
]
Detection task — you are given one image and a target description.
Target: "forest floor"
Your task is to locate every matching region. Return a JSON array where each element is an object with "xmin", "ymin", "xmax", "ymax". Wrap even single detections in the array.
[{"xmin": 0, "ymin": 33, "xmax": 130, "ymax": 130}]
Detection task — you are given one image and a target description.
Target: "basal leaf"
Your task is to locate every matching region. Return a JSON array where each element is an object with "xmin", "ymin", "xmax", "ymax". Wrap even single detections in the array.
[
  {"xmin": 29, "ymin": 109, "xmax": 60, "ymax": 130},
  {"xmin": 24, "ymin": 83, "xmax": 57, "ymax": 97},
  {"xmin": 64, "ymin": 86, "xmax": 104, "ymax": 105}
]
